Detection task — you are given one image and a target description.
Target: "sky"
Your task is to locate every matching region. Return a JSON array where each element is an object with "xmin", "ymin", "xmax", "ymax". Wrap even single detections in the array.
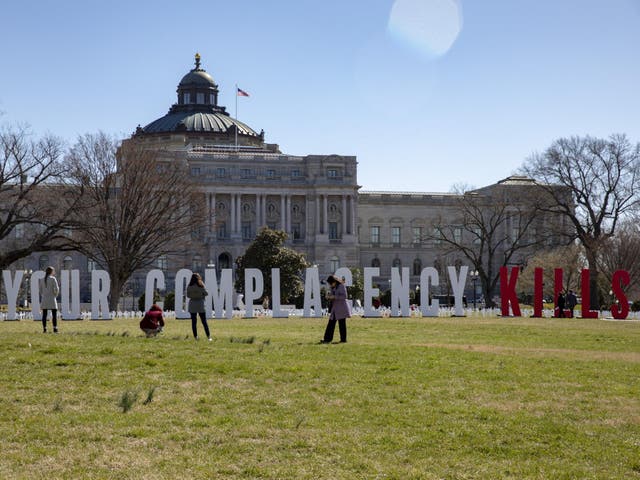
[{"xmin": 1, "ymin": 0, "xmax": 639, "ymax": 192}]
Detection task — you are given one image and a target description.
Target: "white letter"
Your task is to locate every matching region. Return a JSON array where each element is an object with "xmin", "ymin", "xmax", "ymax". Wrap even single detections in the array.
[
  {"xmin": 449, "ymin": 265, "xmax": 468, "ymax": 316},
  {"xmin": 391, "ymin": 267, "xmax": 410, "ymax": 317},
  {"xmin": 271, "ymin": 268, "xmax": 287, "ymax": 318},
  {"xmin": 60, "ymin": 270, "xmax": 81, "ymax": 319},
  {"xmin": 303, "ymin": 267, "xmax": 322, "ymax": 317},
  {"xmin": 91, "ymin": 270, "xmax": 111, "ymax": 320},
  {"xmin": 334, "ymin": 267, "xmax": 352, "ymax": 286},
  {"xmin": 363, "ymin": 267, "xmax": 381, "ymax": 317},
  {"xmin": 145, "ymin": 269, "xmax": 165, "ymax": 312},
  {"xmin": 244, "ymin": 268, "xmax": 264, "ymax": 318},
  {"xmin": 30, "ymin": 271, "xmax": 45, "ymax": 318},
  {"xmin": 420, "ymin": 267, "xmax": 440, "ymax": 317},
  {"xmin": 205, "ymin": 268, "xmax": 233, "ymax": 319},
  {"xmin": 3, "ymin": 270, "xmax": 22, "ymax": 321},
  {"xmin": 174, "ymin": 269, "xmax": 191, "ymax": 319}
]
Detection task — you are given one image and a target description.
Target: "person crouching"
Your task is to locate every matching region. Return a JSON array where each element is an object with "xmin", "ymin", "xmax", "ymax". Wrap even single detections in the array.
[{"xmin": 140, "ymin": 304, "xmax": 165, "ymax": 337}]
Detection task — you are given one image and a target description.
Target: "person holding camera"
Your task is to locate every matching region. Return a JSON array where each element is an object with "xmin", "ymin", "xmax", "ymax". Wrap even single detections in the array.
[{"xmin": 320, "ymin": 275, "xmax": 350, "ymax": 344}]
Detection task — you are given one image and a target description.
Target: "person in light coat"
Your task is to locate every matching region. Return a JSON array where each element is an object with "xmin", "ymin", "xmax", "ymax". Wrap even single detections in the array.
[
  {"xmin": 321, "ymin": 275, "xmax": 350, "ymax": 343},
  {"xmin": 40, "ymin": 266, "xmax": 60, "ymax": 333}
]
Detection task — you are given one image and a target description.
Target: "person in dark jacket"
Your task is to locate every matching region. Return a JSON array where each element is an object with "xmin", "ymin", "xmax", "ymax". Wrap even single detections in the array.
[
  {"xmin": 321, "ymin": 275, "xmax": 351, "ymax": 344},
  {"xmin": 556, "ymin": 291, "xmax": 566, "ymax": 318},
  {"xmin": 566, "ymin": 290, "xmax": 577, "ymax": 318},
  {"xmin": 186, "ymin": 273, "xmax": 212, "ymax": 341},
  {"xmin": 140, "ymin": 304, "xmax": 165, "ymax": 337}
]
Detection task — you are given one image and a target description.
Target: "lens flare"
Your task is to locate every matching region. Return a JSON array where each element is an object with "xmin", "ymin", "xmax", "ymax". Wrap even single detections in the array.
[{"xmin": 388, "ymin": 0, "xmax": 463, "ymax": 58}]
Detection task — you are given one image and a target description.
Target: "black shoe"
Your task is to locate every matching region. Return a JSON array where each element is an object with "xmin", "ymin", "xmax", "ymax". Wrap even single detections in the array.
[
  {"xmin": 43, "ymin": 329, "xmax": 47, "ymax": 333},
  {"xmin": 53, "ymin": 328, "xmax": 58, "ymax": 333},
  {"xmin": 318, "ymin": 340, "xmax": 330, "ymax": 344}
]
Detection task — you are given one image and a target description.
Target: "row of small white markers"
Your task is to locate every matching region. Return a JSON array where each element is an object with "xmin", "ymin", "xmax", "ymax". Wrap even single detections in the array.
[{"xmin": 2, "ymin": 307, "xmax": 640, "ymax": 321}]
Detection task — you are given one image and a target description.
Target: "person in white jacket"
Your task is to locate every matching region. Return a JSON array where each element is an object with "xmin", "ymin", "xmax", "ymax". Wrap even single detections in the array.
[{"xmin": 40, "ymin": 266, "xmax": 60, "ymax": 333}]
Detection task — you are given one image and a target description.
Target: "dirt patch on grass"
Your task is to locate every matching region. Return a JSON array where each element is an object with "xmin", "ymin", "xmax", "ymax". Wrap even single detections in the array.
[{"xmin": 416, "ymin": 343, "xmax": 640, "ymax": 363}]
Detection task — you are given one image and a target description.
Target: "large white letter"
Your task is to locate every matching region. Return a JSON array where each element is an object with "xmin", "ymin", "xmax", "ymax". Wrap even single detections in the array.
[
  {"xmin": 3, "ymin": 270, "xmax": 22, "ymax": 321},
  {"xmin": 363, "ymin": 267, "xmax": 381, "ymax": 317},
  {"xmin": 30, "ymin": 271, "xmax": 45, "ymax": 318},
  {"xmin": 420, "ymin": 267, "xmax": 440, "ymax": 317},
  {"xmin": 205, "ymin": 268, "xmax": 233, "ymax": 319},
  {"xmin": 271, "ymin": 268, "xmax": 288, "ymax": 318},
  {"xmin": 91, "ymin": 270, "xmax": 111, "ymax": 320},
  {"xmin": 145, "ymin": 269, "xmax": 165, "ymax": 312},
  {"xmin": 334, "ymin": 267, "xmax": 352, "ymax": 286},
  {"xmin": 60, "ymin": 270, "xmax": 81, "ymax": 320},
  {"xmin": 244, "ymin": 268, "xmax": 264, "ymax": 318},
  {"xmin": 391, "ymin": 267, "xmax": 410, "ymax": 317},
  {"xmin": 174, "ymin": 269, "xmax": 191, "ymax": 319},
  {"xmin": 303, "ymin": 267, "xmax": 322, "ymax": 317},
  {"xmin": 449, "ymin": 265, "xmax": 468, "ymax": 316}
]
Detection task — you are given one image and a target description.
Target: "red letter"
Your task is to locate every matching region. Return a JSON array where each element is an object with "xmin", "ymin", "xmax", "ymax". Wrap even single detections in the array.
[
  {"xmin": 611, "ymin": 270, "xmax": 630, "ymax": 319},
  {"xmin": 554, "ymin": 268, "xmax": 564, "ymax": 317},
  {"xmin": 500, "ymin": 266, "xmax": 521, "ymax": 317},
  {"xmin": 533, "ymin": 268, "xmax": 543, "ymax": 317},
  {"xmin": 580, "ymin": 269, "xmax": 598, "ymax": 318}
]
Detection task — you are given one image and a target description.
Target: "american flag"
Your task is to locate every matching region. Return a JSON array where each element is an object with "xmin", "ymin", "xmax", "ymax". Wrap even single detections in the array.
[{"xmin": 237, "ymin": 87, "xmax": 250, "ymax": 97}]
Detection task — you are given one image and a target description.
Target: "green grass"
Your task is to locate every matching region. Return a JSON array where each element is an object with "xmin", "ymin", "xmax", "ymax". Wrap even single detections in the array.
[{"xmin": 0, "ymin": 315, "xmax": 639, "ymax": 479}]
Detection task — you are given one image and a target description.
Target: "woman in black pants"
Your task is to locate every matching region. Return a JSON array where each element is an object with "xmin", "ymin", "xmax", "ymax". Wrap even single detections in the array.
[{"xmin": 186, "ymin": 273, "xmax": 212, "ymax": 341}]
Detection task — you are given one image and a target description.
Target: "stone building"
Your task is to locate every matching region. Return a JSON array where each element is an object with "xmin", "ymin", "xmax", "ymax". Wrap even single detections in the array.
[{"xmin": 6, "ymin": 55, "xmax": 565, "ymax": 307}]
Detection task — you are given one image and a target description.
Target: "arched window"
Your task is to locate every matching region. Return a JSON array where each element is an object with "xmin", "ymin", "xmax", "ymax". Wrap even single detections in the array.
[
  {"xmin": 413, "ymin": 258, "xmax": 422, "ymax": 276},
  {"xmin": 62, "ymin": 256, "xmax": 72, "ymax": 270},
  {"xmin": 371, "ymin": 258, "xmax": 381, "ymax": 268},
  {"xmin": 39, "ymin": 255, "xmax": 49, "ymax": 271},
  {"xmin": 392, "ymin": 258, "xmax": 402, "ymax": 268},
  {"xmin": 218, "ymin": 252, "xmax": 232, "ymax": 270}
]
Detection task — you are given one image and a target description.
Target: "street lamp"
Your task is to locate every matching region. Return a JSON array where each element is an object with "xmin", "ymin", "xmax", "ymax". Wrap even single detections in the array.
[
  {"xmin": 470, "ymin": 270, "xmax": 479, "ymax": 310},
  {"xmin": 415, "ymin": 284, "xmax": 420, "ymax": 306},
  {"xmin": 22, "ymin": 269, "xmax": 33, "ymax": 308}
]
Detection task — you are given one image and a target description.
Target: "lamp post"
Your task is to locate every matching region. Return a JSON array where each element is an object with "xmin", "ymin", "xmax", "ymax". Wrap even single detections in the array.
[
  {"xmin": 470, "ymin": 270, "xmax": 479, "ymax": 310},
  {"xmin": 415, "ymin": 284, "xmax": 420, "ymax": 306},
  {"xmin": 22, "ymin": 269, "xmax": 33, "ymax": 308}
]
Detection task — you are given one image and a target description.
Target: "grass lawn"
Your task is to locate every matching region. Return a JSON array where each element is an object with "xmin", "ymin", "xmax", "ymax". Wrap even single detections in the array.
[{"xmin": 1, "ymin": 315, "xmax": 639, "ymax": 479}]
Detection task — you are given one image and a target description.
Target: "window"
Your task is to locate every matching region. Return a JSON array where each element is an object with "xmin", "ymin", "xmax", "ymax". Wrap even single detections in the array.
[
  {"xmin": 157, "ymin": 255, "xmax": 168, "ymax": 271},
  {"xmin": 413, "ymin": 258, "xmax": 422, "ymax": 276},
  {"xmin": 392, "ymin": 226, "xmax": 401, "ymax": 245},
  {"xmin": 266, "ymin": 169, "xmax": 275, "ymax": 178},
  {"xmin": 216, "ymin": 168, "xmax": 226, "ymax": 177},
  {"xmin": 217, "ymin": 222, "xmax": 227, "ymax": 239},
  {"xmin": 292, "ymin": 223, "xmax": 301, "ymax": 239},
  {"xmin": 192, "ymin": 255, "xmax": 202, "ymax": 272},
  {"xmin": 291, "ymin": 169, "xmax": 301, "ymax": 178},
  {"xmin": 433, "ymin": 227, "xmax": 442, "ymax": 244},
  {"xmin": 330, "ymin": 256, "xmax": 340, "ymax": 272},
  {"xmin": 240, "ymin": 168, "xmax": 251, "ymax": 178},
  {"xmin": 191, "ymin": 167, "xmax": 200, "ymax": 176},
  {"xmin": 62, "ymin": 256, "xmax": 72, "ymax": 270},
  {"xmin": 473, "ymin": 227, "xmax": 482, "ymax": 245},
  {"xmin": 392, "ymin": 258, "xmax": 402, "ymax": 268},
  {"xmin": 39, "ymin": 255, "xmax": 49, "ymax": 271},
  {"xmin": 15, "ymin": 224, "xmax": 24, "ymax": 239},
  {"xmin": 329, "ymin": 222, "xmax": 338, "ymax": 240},
  {"xmin": 242, "ymin": 222, "xmax": 252, "ymax": 240},
  {"xmin": 196, "ymin": 92, "xmax": 205, "ymax": 104},
  {"xmin": 209, "ymin": 93, "xmax": 215, "ymax": 104},
  {"xmin": 370, "ymin": 226, "xmax": 380, "ymax": 244},
  {"xmin": 327, "ymin": 168, "xmax": 338, "ymax": 178},
  {"xmin": 87, "ymin": 258, "xmax": 96, "ymax": 272},
  {"xmin": 371, "ymin": 258, "xmax": 381, "ymax": 268},
  {"xmin": 412, "ymin": 227, "xmax": 422, "ymax": 244},
  {"xmin": 454, "ymin": 227, "xmax": 463, "ymax": 243},
  {"xmin": 183, "ymin": 92, "xmax": 191, "ymax": 104}
]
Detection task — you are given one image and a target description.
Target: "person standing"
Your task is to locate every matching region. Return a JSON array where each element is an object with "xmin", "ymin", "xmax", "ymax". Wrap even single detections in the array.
[
  {"xmin": 566, "ymin": 290, "xmax": 577, "ymax": 318},
  {"xmin": 186, "ymin": 273, "xmax": 212, "ymax": 341},
  {"xmin": 321, "ymin": 275, "xmax": 350, "ymax": 344},
  {"xmin": 40, "ymin": 266, "xmax": 60, "ymax": 333},
  {"xmin": 556, "ymin": 291, "xmax": 566, "ymax": 318}
]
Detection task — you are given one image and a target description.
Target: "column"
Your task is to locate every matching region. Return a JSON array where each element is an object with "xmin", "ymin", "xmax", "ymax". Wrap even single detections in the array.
[
  {"xmin": 342, "ymin": 195, "xmax": 347, "ymax": 237},
  {"xmin": 323, "ymin": 194, "xmax": 328, "ymax": 235},
  {"xmin": 211, "ymin": 193, "xmax": 216, "ymax": 233},
  {"xmin": 350, "ymin": 194, "xmax": 356, "ymax": 235},
  {"xmin": 280, "ymin": 195, "xmax": 286, "ymax": 231},
  {"xmin": 230, "ymin": 194, "xmax": 236, "ymax": 234},
  {"xmin": 256, "ymin": 194, "xmax": 261, "ymax": 227},
  {"xmin": 286, "ymin": 195, "xmax": 292, "ymax": 233},
  {"xmin": 261, "ymin": 195, "xmax": 267, "ymax": 228},
  {"xmin": 315, "ymin": 194, "xmax": 321, "ymax": 234},
  {"xmin": 305, "ymin": 195, "xmax": 310, "ymax": 240}
]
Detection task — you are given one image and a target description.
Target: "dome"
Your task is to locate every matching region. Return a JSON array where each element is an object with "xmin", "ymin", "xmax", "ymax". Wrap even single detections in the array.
[
  {"xmin": 143, "ymin": 111, "xmax": 259, "ymax": 137},
  {"xmin": 179, "ymin": 69, "xmax": 216, "ymax": 88}
]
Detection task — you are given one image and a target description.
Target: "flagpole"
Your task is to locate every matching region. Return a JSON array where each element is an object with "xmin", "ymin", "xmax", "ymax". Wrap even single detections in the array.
[{"xmin": 235, "ymin": 83, "xmax": 238, "ymax": 152}]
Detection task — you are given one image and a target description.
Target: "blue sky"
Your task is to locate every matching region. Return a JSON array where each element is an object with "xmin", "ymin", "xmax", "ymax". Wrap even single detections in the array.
[{"xmin": 1, "ymin": 0, "xmax": 639, "ymax": 192}]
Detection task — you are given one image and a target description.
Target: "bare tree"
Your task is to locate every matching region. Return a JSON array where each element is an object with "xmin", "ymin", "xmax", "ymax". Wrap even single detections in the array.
[
  {"xmin": 521, "ymin": 134, "xmax": 640, "ymax": 308},
  {"xmin": 67, "ymin": 133, "xmax": 206, "ymax": 310},
  {"xmin": 428, "ymin": 180, "xmax": 549, "ymax": 307},
  {"xmin": 599, "ymin": 219, "xmax": 640, "ymax": 302},
  {"xmin": 0, "ymin": 124, "xmax": 80, "ymax": 268}
]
